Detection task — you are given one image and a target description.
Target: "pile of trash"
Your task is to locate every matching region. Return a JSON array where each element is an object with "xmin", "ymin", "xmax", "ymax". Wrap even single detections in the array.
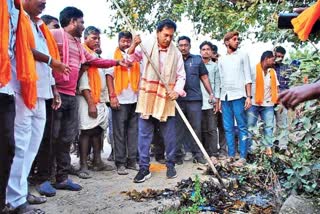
[{"xmin": 122, "ymin": 155, "xmax": 288, "ymax": 213}]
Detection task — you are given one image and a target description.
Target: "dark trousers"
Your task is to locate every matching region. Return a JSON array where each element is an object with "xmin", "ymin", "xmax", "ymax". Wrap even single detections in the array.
[
  {"xmin": 37, "ymin": 94, "xmax": 78, "ymax": 183},
  {"xmin": 201, "ymin": 109, "xmax": 218, "ymax": 157},
  {"xmin": 152, "ymin": 123, "xmax": 165, "ymax": 160},
  {"xmin": 0, "ymin": 93, "xmax": 15, "ymax": 211},
  {"xmin": 33, "ymin": 99, "xmax": 54, "ymax": 183},
  {"xmin": 176, "ymin": 100, "xmax": 203, "ymax": 159},
  {"xmin": 217, "ymin": 112, "xmax": 227, "ymax": 156},
  {"xmin": 138, "ymin": 116, "xmax": 176, "ymax": 169},
  {"xmin": 112, "ymin": 103, "xmax": 138, "ymax": 167}
]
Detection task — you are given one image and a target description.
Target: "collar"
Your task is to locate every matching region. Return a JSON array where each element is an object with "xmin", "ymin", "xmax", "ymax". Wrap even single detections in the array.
[
  {"xmin": 226, "ymin": 49, "xmax": 238, "ymax": 55},
  {"xmin": 158, "ymin": 46, "xmax": 168, "ymax": 52},
  {"xmin": 65, "ymin": 30, "xmax": 81, "ymax": 42}
]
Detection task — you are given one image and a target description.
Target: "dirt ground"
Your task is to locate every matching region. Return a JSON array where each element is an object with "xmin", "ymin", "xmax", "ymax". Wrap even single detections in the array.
[{"xmin": 30, "ymin": 145, "xmax": 204, "ymax": 214}]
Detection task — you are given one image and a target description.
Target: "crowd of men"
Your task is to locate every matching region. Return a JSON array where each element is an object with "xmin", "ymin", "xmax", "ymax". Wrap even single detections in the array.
[{"xmin": 1, "ymin": 1, "xmax": 315, "ymax": 214}]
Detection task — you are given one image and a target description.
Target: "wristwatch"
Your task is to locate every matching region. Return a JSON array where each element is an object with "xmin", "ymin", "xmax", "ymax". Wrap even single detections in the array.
[{"xmin": 247, "ymin": 96, "xmax": 252, "ymax": 99}]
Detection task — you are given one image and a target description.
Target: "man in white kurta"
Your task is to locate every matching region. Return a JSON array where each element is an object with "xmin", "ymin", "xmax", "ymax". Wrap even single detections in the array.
[
  {"xmin": 77, "ymin": 26, "xmax": 113, "ymax": 179},
  {"xmin": 6, "ymin": 8, "xmax": 57, "ymax": 214}
]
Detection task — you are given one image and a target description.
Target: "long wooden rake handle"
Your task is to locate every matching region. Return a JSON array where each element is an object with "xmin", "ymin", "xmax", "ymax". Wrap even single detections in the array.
[{"xmin": 111, "ymin": 0, "xmax": 226, "ymax": 187}]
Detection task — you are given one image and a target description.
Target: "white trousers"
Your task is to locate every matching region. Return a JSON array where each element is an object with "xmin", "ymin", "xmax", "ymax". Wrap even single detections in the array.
[{"xmin": 6, "ymin": 94, "xmax": 46, "ymax": 208}]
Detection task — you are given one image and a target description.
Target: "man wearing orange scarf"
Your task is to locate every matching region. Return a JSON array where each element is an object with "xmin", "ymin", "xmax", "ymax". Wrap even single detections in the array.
[
  {"xmin": 5, "ymin": 0, "xmax": 67, "ymax": 213},
  {"xmin": 34, "ymin": 6, "xmax": 128, "ymax": 195},
  {"xmin": 0, "ymin": 1, "xmax": 18, "ymax": 212},
  {"xmin": 247, "ymin": 51, "xmax": 279, "ymax": 158},
  {"xmin": 106, "ymin": 31, "xmax": 140, "ymax": 175},
  {"xmin": 77, "ymin": 26, "xmax": 114, "ymax": 179},
  {"xmin": 1, "ymin": 1, "xmax": 68, "ymax": 213}
]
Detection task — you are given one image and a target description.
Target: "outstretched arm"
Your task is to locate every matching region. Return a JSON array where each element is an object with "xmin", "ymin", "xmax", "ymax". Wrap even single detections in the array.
[{"xmin": 278, "ymin": 81, "xmax": 320, "ymax": 109}]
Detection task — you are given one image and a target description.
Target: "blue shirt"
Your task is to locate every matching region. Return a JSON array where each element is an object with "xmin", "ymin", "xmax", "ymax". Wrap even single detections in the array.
[{"xmin": 178, "ymin": 54, "xmax": 208, "ymax": 101}]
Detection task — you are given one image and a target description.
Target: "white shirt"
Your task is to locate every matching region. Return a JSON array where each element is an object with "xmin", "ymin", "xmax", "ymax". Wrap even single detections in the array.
[
  {"xmin": 106, "ymin": 50, "xmax": 139, "ymax": 104},
  {"xmin": 251, "ymin": 67, "xmax": 279, "ymax": 107},
  {"xmin": 79, "ymin": 68, "xmax": 109, "ymax": 103},
  {"xmin": 218, "ymin": 50, "xmax": 252, "ymax": 101},
  {"xmin": 12, "ymin": 18, "xmax": 55, "ymax": 99}
]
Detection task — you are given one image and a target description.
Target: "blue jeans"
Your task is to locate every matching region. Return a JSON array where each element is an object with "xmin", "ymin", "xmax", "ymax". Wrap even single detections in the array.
[
  {"xmin": 221, "ymin": 98, "xmax": 248, "ymax": 159},
  {"xmin": 138, "ymin": 116, "xmax": 176, "ymax": 170},
  {"xmin": 247, "ymin": 105, "xmax": 275, "ymax": 150}
]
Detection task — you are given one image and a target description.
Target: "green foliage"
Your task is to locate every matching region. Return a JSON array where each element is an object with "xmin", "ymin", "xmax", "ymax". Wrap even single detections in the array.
[
  {"xmin": 279, "ymin": 49, "xmax": 320, "ymax": 197},
  {"xmin": 108, "ymin": 0, "xmax": 319, "ymax": 42},
  {"xmin": 183, "ymin": 175, "xmax": 206, "ymax": 213}
]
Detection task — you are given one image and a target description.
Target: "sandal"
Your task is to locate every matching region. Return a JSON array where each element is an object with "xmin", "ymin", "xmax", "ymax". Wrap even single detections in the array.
[
  {"xmin": 14, "ymin": 202, "xmax": 45, "ymax": 214},
  {"xmin": 27, "ymin": 193, "xmax": 47, "ymax": 205},
  {"xmin": 55, "ymin": 179, "xmax": 82, "ymax": 191},
  {"xmin": 92, "ymin": 161, "xmax": 115, "ymax": 171},
  {"xmin": 231, "ymin": 158, "xmax": 246, "ymax": 167},
  {"xmin": 78, "ymin": 169, "xmax": 92, "ymax": 179},
  {"xmin": 36, "ymin": 181, "xmax": 56, "ymax": 197}
]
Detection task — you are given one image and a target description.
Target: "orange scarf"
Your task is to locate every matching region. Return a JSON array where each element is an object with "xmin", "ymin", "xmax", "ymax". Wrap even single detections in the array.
[
  {"xmin": 291, "ymin": 0, "xmax": 320, "ymax": 41},
  {"xmin": 113, "ymin": 47, "xmax": 140, "ymax": 95},
  {"xmin": 82, "ymin": 44, "xmax": 101, "ymax": 104},
  {"xmin": 38, "ymin": 20, "xmax": 60, "ymax": 61},
  {"xmin": 0, "ymin": 0, "xmax": 11, "ymax": 87},
  {"xmin": 16, "ymin": 0, "xmax": 38, "ymax": 109},
  {"xmin": 16, "ymin": 1, "xmax": 60, "ymax": 109},
  {"xmin": 255, "ymin": 63, "xmax": 278, "ymax": 105}
]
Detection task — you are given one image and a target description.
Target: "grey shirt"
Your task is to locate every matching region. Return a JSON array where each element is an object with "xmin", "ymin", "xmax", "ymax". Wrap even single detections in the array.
[{"xmin": 201, "ymin": 60, "xmax": 220, "ymax": 110}]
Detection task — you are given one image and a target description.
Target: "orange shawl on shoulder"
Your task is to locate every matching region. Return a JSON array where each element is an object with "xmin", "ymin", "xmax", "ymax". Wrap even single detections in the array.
[
  {"xmin": 17, "ymin": 1, "xmax": 61, "ymax": 109},
  {"xmin": 82, "ymin": 44, "xmax": 101, "ymax": 104},
  {"xmin": 0, "ymin": 0, "xmax": 11, "ymax": 87},
  {"xmin": 113, "ymin": 47, "xmax": 140, "ymax": 95},
  {"xmin": 16, "ymin": 0, "xmax": 38, "ymax": 109},
  {"xmin": 255, "ymin": 63, "xmax": 278, "ymax": 105}
]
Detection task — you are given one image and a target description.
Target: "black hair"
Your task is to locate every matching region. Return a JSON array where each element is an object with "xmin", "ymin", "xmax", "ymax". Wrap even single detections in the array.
[
  {"xmin": 274, "ymin": 46, "xmax": 286, "ymax": 55},
  {"xmin": 260, "ymin": 51, "xmax": 274, "ymax": 62},
  {"xmin": 118, "ymin": 31, "xmax": 132, "ymax": 41},
  {"xmin": 84, "ymin": 26, "xmax": 101, "ymax": 39},
  {"xmin": 156, "ymin": 18, "xmax": 176, "ymax": 32},
  {"xmin": 41, "ymin": 15, "xmax": 58, "ymax": 25},
  {"xmin": 212, "ymin": 44, "xmax": 218, "ymax": 53},
  {"xmin": 199, "ymin": 41, "xmax": 214, "ymax": 50},
  {"xmin": 178, "ymin": 36, "xmax": 191, "ymax": 44},
  {"xmin": 59, "ymin": 7, "xmax": 83, "ymax": 28}
]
